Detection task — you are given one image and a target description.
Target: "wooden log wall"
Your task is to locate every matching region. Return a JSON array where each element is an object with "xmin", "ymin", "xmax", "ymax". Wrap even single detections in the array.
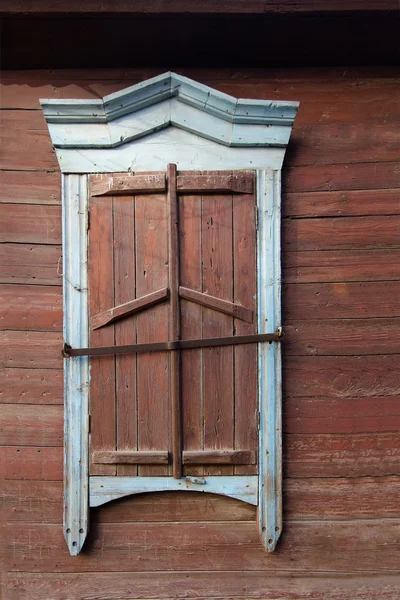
[{"xmin": 1, "ymin": 67, "xmax": 399, "ymax": 599}]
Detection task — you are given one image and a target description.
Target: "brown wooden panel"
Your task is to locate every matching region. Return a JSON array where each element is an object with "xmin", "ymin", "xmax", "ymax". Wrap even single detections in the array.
[
  {"xmin": 0, "ymin": 331, "xmax": 63, "ymax": 369},
  {"xmin": 88, "ymin": 195, "xmax": 116, "ymax": 476},
  {"xmin": 233, "ymin": 190, "xmax": 257, "ymax": 475},
  {"xmin": 2, "ymin": 480, "xmax": 63, "ymax": 523},
  {"xmin": 180, "ymin": 194, "xmax": 203, "ymax": 477},
  {"xmin": 0, "ymin": 404, "xmax": 62, "ymax": 446},
  {"xmin": 283, "ymin": 215, "xmax": 400, "ymax": 251},
  {"xmin": 283, "ymin": 249, "xmax": 400, "ymax": 283},
  {"xmin": 0, "ymin": 368, "xmax": 63, "ymax": 404},
  {"xmin": 285, "ymin": 476, "xmax": 400, "ymax": 521},
  {"xmin": 177, "ymin": 172, "xmax": 254, "ymax": 193},
  {"xmin": 0, "ymin": 111, "xmax": 58, "ymax": 171},
  {"xmin": 5, "ymin": 571, "xmax": 400, "ymax": 600},
  {"xmin": 0, "ymin": 244, "xmax": 62, "ymax": 286},
  {"xmin": 113, "ymin": 195, "xmax": 138, "ymax": 476},
  {"xmin": 284, "ymin": 355, "xmax": 400, "ymax": 398},
  {"xmin": 284, "ymin": 162, "xmax": 400, "ymax": 194},
  {"xmin": 0, "ymin": 204, "xmax": 61, "ymax": 244},
  {"xmin": 284, "ymin": 396, "xmax": 400, "ymax": 435},
  {"xmin": 93, "ymin": 451, "xmax": 169, "ymax": 465},
  {"xmin": 284, "ymin": 189, "xmax": 400, "ymax": 218},
  {"xmin": 0, "ymin": 447, "xmax": 62, "ymax": 480},
  {"xmin": 202, "ymin": 193, "xmax": 234, "ymax": 476},
  {"xmin": 4, "ymin": 520, "xmax": 400, "ymax": 572},
  {"xmin": 0, "ymin": 170, "xmax": 60, "ymax": 205},
  {"xmin": 284, "ymin": 281, "xmax": 400, "ymax": 320},
  {"xmin": 284, "ymin": 318, "xmax": 400, "ymax": 356},
  {"xmin": 135, "ymin": 193, "xmax": 169, "ymax": 476},
  {"xmin": 285, "ymin": 432, "xmax": 400, "ymax": 478},
  {"xmin": 0, "ymin": 285, "xmax": 62, "ymax": 331},
  {"xmin": 91, "ymin": 173, "xmax": 166, "ymax": 196}
]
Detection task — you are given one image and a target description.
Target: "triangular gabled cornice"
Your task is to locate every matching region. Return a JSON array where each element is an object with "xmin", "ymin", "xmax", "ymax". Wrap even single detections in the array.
[{"xmin": 41, "ymin": 72, "xmax": 299, "ymax": 150}]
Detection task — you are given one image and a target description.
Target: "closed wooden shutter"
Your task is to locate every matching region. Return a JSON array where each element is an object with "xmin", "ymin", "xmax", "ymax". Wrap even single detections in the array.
[{"xmin": 88, "ymin": 166, "xmax": 258, "ymax": 479}]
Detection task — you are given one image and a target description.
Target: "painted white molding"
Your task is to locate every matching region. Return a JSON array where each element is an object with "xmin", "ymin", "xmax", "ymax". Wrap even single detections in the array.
[
  {"xmin": 40, "ymin": 73, "xmax": 298, "ymax": 556},
  {"xmin": 62, "ymin": 174, "xmax": 90, "ymax": 556},
  {"xmin": 90, "ymin": 476, "xmax": 258, "ymax": 508}
]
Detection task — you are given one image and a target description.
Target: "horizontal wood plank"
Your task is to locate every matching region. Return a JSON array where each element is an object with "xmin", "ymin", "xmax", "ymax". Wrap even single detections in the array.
[
  {"xmin": 0, "ymin": 170, "xmax": 60, "ymax": 204},
  {"xmin": 0, "ymin": 446, "xmax": 62, "ymax": 480},
  {"xmin": 4, "ymin": 519, "xmax": 400, "ymax": 572},
  {"xmin": 284, "ymin": 318, "xmax": 400, "ymax": 356},
  {"xmin": 283, "ymin": 189, "xmax": 400, "ymax": 218},
  {"xmin": 0, "ymin": 285, "xmax": 62, "ymax": 331},
  {"xmin": 183, "ymin": 450, "xmax": 257, "ymax": 465},
  {"xmin": 90, "ymin": 173, "xmax": 166, "ymax": 196},
  {"xmin": 284, "ymin": 162, "xmax": 400, "ymax": 194},
  {"xmin": 283, "ymin": 215, "xmax": 400, "ymax": 251},
  {"xmin": 284, "ymin": 396, "xmax": 400, "ymax": 434},
  {"xmin": 283, "ymin": 281, "xmax": 400, "ymax": 320},
  {"xmin": 0, "ymin": 331, "xmax": 63, "ymax": 369},
  {"xmin": 0, "ymin": 204, "xmax": 61, "ymax": 244},
  {"xmin": 0, "ymin": 244, "xmax": 62, "ymax": 286},
  {"xmin": 0, "ymin": 368, "xmax": 63, "ymax": 404},
  {"xmin": 93, "ymin": 451, "xmax": 169, "ymax": 465},
  {"xmin": 0, "ymin": 404, "xmax": 62, "ymax": 447},
  {"xmin": 284, "ymin": 354, "xmax": 400, "ymax": 398},
  {"xmin": 5, "ymin": 571, "xmax": 400, "ymax": 600},
  {"xmin": 283, "ymin": 249, "xmax": 400, "ymax": 283},
  {"xmin": 177, "ymin": 173, "xmax": 254, "ymax": 193}
]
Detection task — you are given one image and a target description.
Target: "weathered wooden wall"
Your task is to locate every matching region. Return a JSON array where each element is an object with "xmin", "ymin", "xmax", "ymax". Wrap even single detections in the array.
[{"xmin": 1, "ymin": 67, "xmax": 399, "ymax": 599}]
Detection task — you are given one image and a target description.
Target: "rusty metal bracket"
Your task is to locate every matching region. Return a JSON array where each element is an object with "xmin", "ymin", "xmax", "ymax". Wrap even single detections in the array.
[{"xmin": 62, "ymin": 330, "xmax": 283, "ymax": 359}]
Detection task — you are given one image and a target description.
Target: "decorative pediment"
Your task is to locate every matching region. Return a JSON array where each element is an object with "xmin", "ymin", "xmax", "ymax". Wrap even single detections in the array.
[{"xmin": 41, "ymin": 72, "xmax": 299, "ymax": 151}]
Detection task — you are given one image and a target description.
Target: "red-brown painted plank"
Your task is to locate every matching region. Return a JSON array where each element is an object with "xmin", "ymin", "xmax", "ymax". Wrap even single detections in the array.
[
  {"xmin": 0, "ymin": 330, "xmax": 63, "ymax": 369},
  {"xmin": 0, "ymin": 446, "xmax": 62, "ymax": 480},
  {"xmin": 284, "ymin": 355, "xmax": 400, "ymax": 398},
  {"xmin": 285, "ymin": 432, "xmax": 400, "ymax": 478},
  {"xmin": 0, "ymin": 170, "xmax": 60, "ymax": 205},
  {"xmin": 233, "ymin": 190, "xmax": 258, "ymax": 475},
  {"xmin": 0, "ymin": 244, "xmax": 62, "ymax": 286},
  {"xmin": 91, "ymin": 173, "xmax": 166, "ymax": 196},
  {"xmin": 180, "ymin": 193, "xmax": 203, "ymax": 477},
  {"xmin": 202, "ymin": 193, "xmax": 234, "ymax": 476},
  {"xmin": 0, "ymin": 284, "xmax": 62, "ymax": 331},
  {"xmin": 5, "ymin": 571, "xmax": 400, "ymax": 600},
  {"xmin": 2, "ymin": 480, "xmax": 63, "ymax": 523},
  {"xmin": 284, "ymin": 396, "xmax": 400, "ymax": 434},
  {"xmin": 0, "ymin": 204, "xmax": 61, "ymax": 244},
  {"xmin": 284, "ymin": 188, "xmax": 400, "ymax": 218},
  {"xmin": 88, "ymin": 195, "xmax": 116, "ymax": 476},
  {"xmin": 113, "ymin": 195, "xmax": 137, "ymax": 476},
  {"xmin": 135, "ymin": 193, "xmax": 169, "ymax": 476},
  {"xmin": 283, "ymin": 281, "xmax": 400, "ymax": 320},
  {"xmin": 0, "ymin": 404, "xmax": 62, "ymax": 446},
  {"xmin": 284, "ymin": 318, "xmax": 400, "ymax": 356},
  {"xmin": 283, "ymin": 215, "xmax": 400, "ymax": 251},
  {"xmin": 283, "ymin": 249, "xmax": 400, "ymax": 283},
  {"xmin": 0, "ymin": 368, "xmax": 63, "ymax": 404}
]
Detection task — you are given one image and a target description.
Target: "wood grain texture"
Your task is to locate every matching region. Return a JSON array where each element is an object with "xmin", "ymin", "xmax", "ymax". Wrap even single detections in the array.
[
  {"xmin": 284, "ymin": 318, "xmax": 400, "ymax": 356},
  {"xmin": 0, "ymin": 244, "xmax": 62, "ymax": 286},
  {"xmin": 283, "ymin": 215, "xmax": 400, "ymax": 251},
  {"xmin": 284, "ymin": 355, "xmax": 400, "ymax": 398},
  {"xmin": 0, "ymin": 285, "xmax": 62, "ymax": 331},
  {"xmin": 0, "ymin": 368, "xmax": 63, "ymax": 404},
  {"xmin": 0, "ymin": 330, "xmax": 63, "ymax": 369},
  {"xmin": 283, "ymin": 249, "xmax": 400, "ymax": 283},
  {"xmin": 5, "ymin": 571, "xmax": 400, "ymax": 600},
  {"xmin": 0, "ymin": 170, "xmax": 60, "ymax": 204},
  {"xmin": 283, "ymin": 281, "xmax": 400, "ymax": 320},
  {"xmin": 0, "ymin": 404, "xmax": 62, "ymax": 446},
  {"xmin": 91, "ymin": 173, "xmax": 166, "ymax": 196},
  {"xmin": 284, "ymin": 189, "xmax": 400, "ymax": 218},
  {"xmin": 284, "ymin": 396, "xmax": 400, "ymax": 434},
  {"xmin": 1, "ymin": 446, "xmax": 62, "ymax": 480},
  {"xmin": 0, "ymin": 204, "xmax": 61, "ymax": 244},
  {"xmin": 4, "ymin": 520, "xmax": 400, "ymax": 572}
]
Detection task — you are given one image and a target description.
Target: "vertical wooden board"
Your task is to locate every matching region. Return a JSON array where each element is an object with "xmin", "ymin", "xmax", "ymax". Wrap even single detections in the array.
[
  {"xmin": 233, "ymin": 190, "xmax": 258, "ymax": 475},
  {"xmin": 135, "ymin": 194, "xmax": 169, "ymax": 476},
  {"xmin": 202, "ymin": 193, "xmax": 234, "ymax": 476},
  {"xmin": 89, "ymin": 195, "xmax": 116, "ymax": 476},
  {"xmin": 179, "ymin": 194, "xmax": 203, "ymax": 476},
  {"xmin": 113, "ymin": 196, "xmax": 137, "ymax": 476}
]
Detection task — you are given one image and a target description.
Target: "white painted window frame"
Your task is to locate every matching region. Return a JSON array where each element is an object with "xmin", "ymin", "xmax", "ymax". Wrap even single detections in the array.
[{"xmin": 41, "ymin": 72, "xmax": 298, "ymax": 556}]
